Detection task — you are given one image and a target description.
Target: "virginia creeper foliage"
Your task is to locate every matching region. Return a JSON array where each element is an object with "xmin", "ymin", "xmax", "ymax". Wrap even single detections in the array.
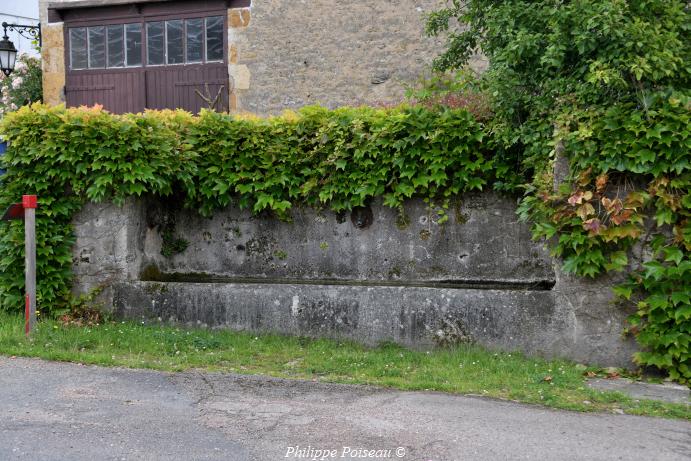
[{"xmin": 428, "ymin": 0, "xmax": 690, "ymax": 381}]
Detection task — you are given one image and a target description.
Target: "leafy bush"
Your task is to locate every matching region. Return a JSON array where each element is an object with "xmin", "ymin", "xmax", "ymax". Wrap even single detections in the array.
[
  {"xmin": 0, "ymin": 103, "xmax": 505, "ymax": 315},
  {"xmin": 0, "ymin": 106, "xmax": 193, "ymax": 312},
  {"xmin": 427, "ymin": 0, "xmax": 690, "ymax": 382},
  {"xmin": 186, "ymin": 105, "xmax": 495, "ymax": 217},
  {"xmin": 0, "ymin": 54, "xmax": 42, "ymax": 117},
  {"xmin": 405, "ymin": 70, "xmax": 493, "ymax": 122}
]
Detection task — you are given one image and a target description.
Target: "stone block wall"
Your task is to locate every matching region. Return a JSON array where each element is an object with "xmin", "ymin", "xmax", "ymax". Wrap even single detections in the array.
[
  {"xmin": 71, "ymin": 194, "xmax": 638, "ymax": 368},
  {"xmin": 227, "ymin": 0, "xmax": 451, "ymax": 114},
  {"xmin": 39, "ymin": 0, "xmax": 67, "ymax": 106}
]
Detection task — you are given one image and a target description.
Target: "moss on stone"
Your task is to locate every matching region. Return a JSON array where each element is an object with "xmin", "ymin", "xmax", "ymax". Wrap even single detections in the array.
[
  {"xmin": 140, "ymin": 264, "xmax": 163, "ymax": 282},
  {"xmin": 395, "ymin": 210, "xmax": 411, "ymax": 230},
  {"xmin": 453, "ymin": 199, "xmax": 469, "ymax": 224},
  {"xmin": 388, "ymin": 266, "xmax": 402, "ymax": 278}
]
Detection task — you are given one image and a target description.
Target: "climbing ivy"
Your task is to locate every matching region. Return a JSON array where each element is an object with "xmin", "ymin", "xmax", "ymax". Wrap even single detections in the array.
[
  {"xmin": 0, "ymin": 106, "xmax": 195, "ymax": 313},
  {"xmin": 186, "ymin": 106, "xmax": 495, "ymax": 217},
  {"xmin": 0, "ymin": 102, "xmax": 504, "ymax": 315},
  {"xmin": 427, "ymin": 0, "xmax": 690, "ymax": 382},
  {"xmin": 2, "ymin": 0, "xmax": 688, "ymax": 384}
]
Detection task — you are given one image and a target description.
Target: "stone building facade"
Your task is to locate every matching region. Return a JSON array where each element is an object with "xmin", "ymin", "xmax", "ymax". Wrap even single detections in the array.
[
  {"xmin": 39, "ymin": 0, "xmax": 449, "ymax": 115},
  {"xmin": 37, "ymin": 1, "xmax": 639, "ymax": 368}
]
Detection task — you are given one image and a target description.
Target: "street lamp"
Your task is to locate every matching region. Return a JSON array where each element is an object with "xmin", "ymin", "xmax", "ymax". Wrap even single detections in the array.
[
  {"xmin": 0, "ymin": 22, "xmax": 41, "ymax": 77},
  {"xmin": 0, "ymin": 34, "xmax": 17, "ymax": 77}
]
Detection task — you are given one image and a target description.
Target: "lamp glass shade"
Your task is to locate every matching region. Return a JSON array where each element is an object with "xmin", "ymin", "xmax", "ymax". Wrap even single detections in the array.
[{"xmin": 0, "ymin": 38, "xmax": 18, "ymax": 76}]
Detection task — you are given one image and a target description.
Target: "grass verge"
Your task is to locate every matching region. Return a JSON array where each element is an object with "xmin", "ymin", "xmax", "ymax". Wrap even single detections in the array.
[{"xmin": 0, "ymin": 312, "xmax": 688, "ymax": 419}]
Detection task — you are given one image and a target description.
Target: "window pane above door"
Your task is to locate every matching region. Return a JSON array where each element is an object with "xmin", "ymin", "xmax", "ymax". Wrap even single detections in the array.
[
  {"xmin": 107, "ymin": 25, "xmax": 125, "ymax": 68},
  {"xmin": 125, "ymin": 23, "xmax": 142, "ymax": 67},
  {"xmin": 88, "ymin": 26, "xmax": 106, "ymax": 68},
  {"xmin": 147, "ymin": 21, "xmax": 165, "ymax": 65},
  {"xmin": 186, "ymin": 18, "xmax": 203, "ymax": 63},
  {"xmin": 69, "ymin": 28, "xmax": 87, "ymax": 70},
  {"xmin": 205, "ymin": 16, "xmax": 223, "ymax": 62},
  {"xmin": 166, "ymin": 20, "xmax": 184, "ymax": 65}
]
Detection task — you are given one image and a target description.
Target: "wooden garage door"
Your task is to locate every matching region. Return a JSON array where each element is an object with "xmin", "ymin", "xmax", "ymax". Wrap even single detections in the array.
[
  {"xmin": 144, "ymin": 64, "xmax": 229, "ymax": 113},
  {"xmin": 66, "ymin": 66, "xmax": 229, "ymax": 114},
  {"xmin": 66, "ymin": 71, "xmax": 146, "ymax": 113}
]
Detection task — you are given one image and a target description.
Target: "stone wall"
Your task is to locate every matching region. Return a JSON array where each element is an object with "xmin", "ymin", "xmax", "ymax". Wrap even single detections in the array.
[
  {"xmin": 228, "ymin": 0, "xmax": 451, "ymax": 114},
  {"xmin": 39, "ymin": 0, "xmax": 464, "ymax": 113},
  {"xmin": 71, "ymin": 194, "xmax": 638, "ymax": 368},
  {"xmin": 39, "ymin": 0, "xmax": 66, "ymax": 106}
]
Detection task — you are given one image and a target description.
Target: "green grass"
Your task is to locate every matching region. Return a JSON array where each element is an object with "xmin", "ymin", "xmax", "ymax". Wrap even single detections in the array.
[{"xmin": 0, "ymin": 312, "xmax": 688, "ymax": 419}]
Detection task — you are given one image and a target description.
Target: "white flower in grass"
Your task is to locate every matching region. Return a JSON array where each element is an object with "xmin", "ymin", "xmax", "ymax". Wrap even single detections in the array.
[{"xmin": 12, "ymin": 77, "xmax": 23, "ymax": 89}]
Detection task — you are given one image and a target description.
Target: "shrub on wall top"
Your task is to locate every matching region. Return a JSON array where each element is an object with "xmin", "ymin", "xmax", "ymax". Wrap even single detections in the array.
[
  {"xmin": 427, "ymin": 0, "xmax": 690, "ymax": 382},
  {"xmin": 0, "ymin": 103, "xmax": 505, "ymax": 314},
  {"xmin": 2, "ymin": 95, "xmax": 688, "ymax": 383}
]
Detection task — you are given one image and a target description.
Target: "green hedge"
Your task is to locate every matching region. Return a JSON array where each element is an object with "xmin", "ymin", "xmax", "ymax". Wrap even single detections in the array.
[
  {"xmin": 518, "ymin": 96, "xmax": 690, "ymax": 382},
  {"xmin": 425, "ymin": 0, "xmax": 690, "ymax": 382},
  {"xmin": 0, "ymin": 103, "xmax": 506, "ymax": 314},
  {"xmin": 1, "ymin": 100, "xmax": 688, "ymax": 383}
]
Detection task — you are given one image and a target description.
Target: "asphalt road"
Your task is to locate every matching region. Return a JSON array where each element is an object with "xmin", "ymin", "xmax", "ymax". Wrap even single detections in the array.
[{"xmin": 0, "ymin": 357, "xmax": 689, "ymax": 461}]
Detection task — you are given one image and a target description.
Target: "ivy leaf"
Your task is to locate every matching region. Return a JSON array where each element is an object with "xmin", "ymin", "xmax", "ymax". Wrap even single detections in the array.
[
  {"xmin": 610, "ymin": 209, "xmax": 633, "ymax": 225},
  {"xmin": 576, "ymin": 203, "xmax": 595, "ymax": 220},
  {"xmin": 646, "ymin": 294, "xmax": 669, "ymax": 310},
  {"xmin": 674, "ymin": 305, "xmax": 691, "ymax": 321},
  {"xmin": 613, "ymin": 285, "xmax": 633, "ymax": 300},
  {"xmin": 670, "ymin": 291, "xmax": 690, "ymax": 306},
  {"xmin": 568, "ymin": 191, "xmax": 585, "ymax": 205},
  {"xmin": 396, "ymin": 183, "xmax": 415, "ymax": 198},
  {"xmin": 583, "ymin": 218, "xmax": 602, "ymax": 235},
  {"xmin": 662, "ymin": 246, "xmax": 683, "ymax": 265},
  {"xmin": 466, "ymin": 177, "xmax": 484, "ymax": 190},
  {"xmin": 604, "ymin": 251, "xmax": 628, "ymax": 272},
  {"xmin": 253, "ymin": 194, "xmax": 274, "ymax": 212},
  {"xmin": 538, "ymin": 222, "xmax": 558, "ymax": 239},
  {"xmin": 642, "ymin": 261, "xmax": 666, "ymax": 281},
  {"xmin": 655, "ymin": 207, "xmax": 674, "ymax": 227}
]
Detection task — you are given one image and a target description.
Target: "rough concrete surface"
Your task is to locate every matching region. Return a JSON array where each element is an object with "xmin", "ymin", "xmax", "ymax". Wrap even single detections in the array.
[
  {"xmin": 588, "ymin": 378, "xmax": 691, "ymax": 406},
  {"xmin": 0, "ymin": 357, "xmax": 689, "ymax": 461},
  {"xmin": 142, "ymin": 194, "xmax": 553, "ymax": 285},
  {"xmin": 114, "ymin": 281, "xmax": 562, "ymax": 355},
  {"xmin": 71, "ymin": 195, "xmax": 639, "ymax": 368}
]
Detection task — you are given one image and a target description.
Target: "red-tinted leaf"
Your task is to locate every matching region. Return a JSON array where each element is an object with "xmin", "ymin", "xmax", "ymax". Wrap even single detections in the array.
[
  {"xmin": 569, "ymin": 191, "xmax": 584, "ymax": 205},
  {"xmin": 583, "ymin": 218, "xmax": 602, "ymax": 234}
]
